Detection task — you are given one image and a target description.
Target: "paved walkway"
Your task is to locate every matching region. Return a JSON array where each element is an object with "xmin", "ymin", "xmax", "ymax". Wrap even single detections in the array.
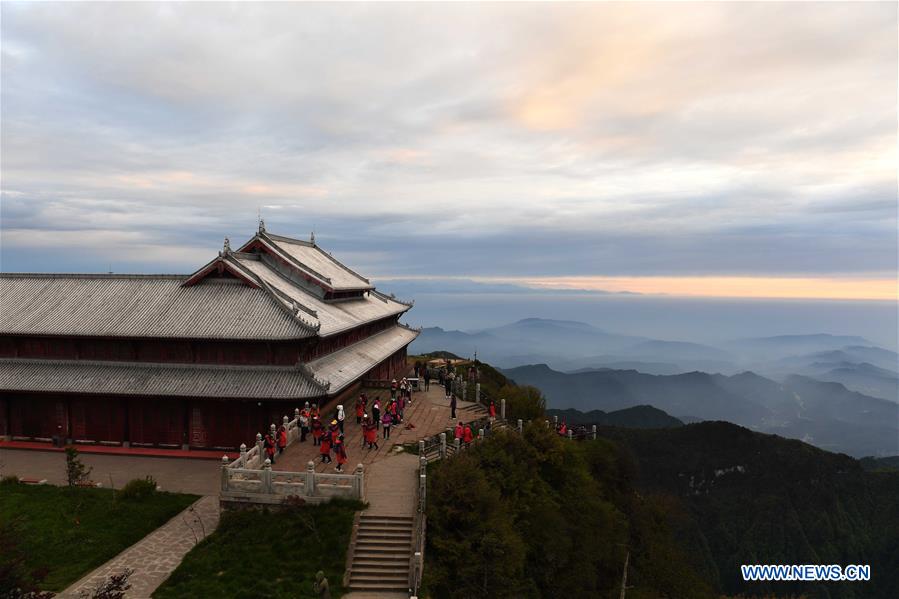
[
  {"xmin": 275, "ymin": 384, "xmax": 484, "ymax": 475},
  {"xmin": 0, "ymin": 449, "xmax": 220, "ymax": 495},
  {"xmin": 59, "ymin": 495, "xmax": 221, "ymax": 598},
  {"xmin": 364, "ymin": 452, "xmax": 419, "ymax": 515}
]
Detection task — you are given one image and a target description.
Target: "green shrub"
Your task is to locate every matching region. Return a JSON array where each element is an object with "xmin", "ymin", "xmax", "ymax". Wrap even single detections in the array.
[
  {"xmin": 119, "ymin": 476, "xmax": 157, "ymax": 501},
  {"xmin": 0, "ymin": 474, "xmax": 20, "ymax": 485}
]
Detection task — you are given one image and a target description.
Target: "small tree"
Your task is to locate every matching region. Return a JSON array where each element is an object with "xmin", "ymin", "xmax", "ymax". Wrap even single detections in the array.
[
  {"xmin": 78, "ymin": 568, "xmax": 133, "ymax": 599},
  {"xmin": 65, "ymin": 446, "xmax": 92, "ymax": 487}
]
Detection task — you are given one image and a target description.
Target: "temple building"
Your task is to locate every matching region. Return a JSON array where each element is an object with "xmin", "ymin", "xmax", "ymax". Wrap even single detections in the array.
[{"xmin": 0, "ymin": 224, "xmax": 418, "ymax": 450}]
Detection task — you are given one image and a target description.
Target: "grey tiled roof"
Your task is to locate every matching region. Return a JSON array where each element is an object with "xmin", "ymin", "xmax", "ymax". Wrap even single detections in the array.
[
  {"xmin": 254, "ymin": 232, "xmax": 373, "ymax": 290},
  {"xmin": 0, "ymin": 358, "xmax": 328, "ymax": 399},
  {"xmin": 309, "ymin": 324, "xmax": 420, "ymax": 394},
  {"xmin": 0, "ymin": 274, "xmax": 315, "ymax": 340}
]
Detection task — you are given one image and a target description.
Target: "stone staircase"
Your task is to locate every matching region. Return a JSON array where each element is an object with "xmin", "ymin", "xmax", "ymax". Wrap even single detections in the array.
[{"xmin": 347, "ymin": 513, "xmax": 414, "ymax": 593}]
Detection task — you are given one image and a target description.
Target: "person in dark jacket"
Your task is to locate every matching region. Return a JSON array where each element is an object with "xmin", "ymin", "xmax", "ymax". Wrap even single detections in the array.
[{"xmin": 264, "ymin": 432, "xmax": 276, "ymax": 464}]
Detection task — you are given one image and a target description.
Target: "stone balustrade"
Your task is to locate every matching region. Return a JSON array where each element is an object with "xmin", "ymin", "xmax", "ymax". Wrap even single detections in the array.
[{"xmin": 220, "ymin": 409, "xmax": 364, "ymax": 507}]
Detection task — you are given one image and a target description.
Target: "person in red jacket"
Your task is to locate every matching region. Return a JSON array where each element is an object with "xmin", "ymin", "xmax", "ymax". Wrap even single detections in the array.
[
  {"xmin": 454, "ymin": 421, "xmax": 464, "ymax": 442},
  {"xmin": 488, "ymin": 400, "xmax": 497, "ymax": 422},
  {"xmin": 463, "ymin": 423, "xmax": 474, "ymax": 446},
  {"xmin": 363, "ymin": 415, "xmax": 378, "ymax": 450},
  {"xmin": 277, "ymin": 424, "xmax": 288, "ymax": 455},
  {"xmin": 319, "ymin": 427, "xmax": 332, "ymax": 463},
  {"xmin": 355, "ymin": 395, "xmax": 366, "ymax": 424},
  {"xmin": 334, "ymin": 436, "xmax": 348, "ymax": 472},
  {"xmin": 311, "ymin": 417, "xmax": 323, "ymax": 446},
  {"xmin": 264, "ymin": 432, "xmax": 277, "ymax": 465}
]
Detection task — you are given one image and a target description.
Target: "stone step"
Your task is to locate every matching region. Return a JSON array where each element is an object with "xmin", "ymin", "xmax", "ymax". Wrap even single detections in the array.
[
  {"xmin": 360, "ymin": 513, "xmax": 414, "ymax": 520},
  {"xmin": 358, "ymin": 523, "xmax": 413, "ymax": 532},
  {"xmin": 352, "ymin": 558, "xmax": 410, "ymax": 569},
  {"xmin": 350, "ymin": 569, "xmax": 409, "ymax": 580},
  {"xmin": 358, "ymin": 518, "xmax": 414, "ymax": 528},
  {"xmin": 349, "ymin": 575, "xmax": 410, "ymax": 586},
  {"xmin": 356, "ymin": 528, "xmax": 412, "ymax": 539},
  {"xmin": 348, "ymin": 582, "xmax": 410, "ymax": 592},
  {"xmin": 355, "ymin": 539, "xmax": 412, "ymax": 550}
]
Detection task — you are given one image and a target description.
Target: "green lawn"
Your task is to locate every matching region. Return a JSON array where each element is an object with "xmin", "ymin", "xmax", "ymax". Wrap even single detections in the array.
[
  {"xmin": 0, "ymin": 482, "xmax": 198, "ymax": 591},
  {"xmin": 154, "ymin": 499, "xmax": 364, "ymax": 599}
]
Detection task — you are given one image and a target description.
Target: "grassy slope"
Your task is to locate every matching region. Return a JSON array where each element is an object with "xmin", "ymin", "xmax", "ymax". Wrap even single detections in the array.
[
  {"xmin": 0, "ymin": 484, "xmax": 197, "ymax": 591},
  {"xmin": 154, "ymin": 499, "xmax": 364, "ymax": 599}
]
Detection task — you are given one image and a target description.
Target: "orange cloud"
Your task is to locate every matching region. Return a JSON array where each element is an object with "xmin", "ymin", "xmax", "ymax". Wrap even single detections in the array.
[{"xmin": 504, "ymin": 275, "xmax": 898, "ymax": 301}]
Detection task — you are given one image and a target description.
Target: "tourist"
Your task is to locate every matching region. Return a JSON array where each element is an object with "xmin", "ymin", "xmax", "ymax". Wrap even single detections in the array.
[
  {"xmin": 300, "ymin": 402, "xmax": 310, "ymax": 442},
  {"xmin": 488, "ymin": 400, "xmax": 496, "ymax": 422},
  {"xmin": 463, "ymin": 422, "xmax": 474, "ymax": 446},
  {"xmin": 363, "ymin": 415, "xmax": 379, "ymax": 450},
  {"xmin": 320, "ymin": 427, "xmax": 332, "ymax": 463},
  {"xmin": 337, "ymin": 404, "xmax": 346, "ymax": 433},
  {"xmin": 390, "ymin": 378, "xmax": 398, "ymax": 399},
  {"xmin": 312, "ymin": 416, "xmax": 323, "ymax": 446},
  {"xmin": 424, "ymin": 370, "xmax": 431, "ymax": 390},
  {"xmin": 389, "ymin": 399, "xmax": 398, "ymax": 425},
  {"xmin": 454, "ymin": 421, "xmax": 463, "ymax": 442},
  {"xmin": 264, "ymin": 431, "xmax": 277, "ymax": 464},
  {"xmin": 313, "ymin": 570, "xmax": 331, "ymax": 599},
  {"xmin": 558, "ymin": 421, "xmax": 568, "ymax": 436},
  {"xmin": 311, "ymin": 402, "xmax": 320, "ymax": 420},
  {"xmin": 277, "ymin": 424, "xmax": 287, "ymax": 455},
  {"xmin": 355, "ymin": 395, "xmax": 366, "ymax": 424},
  {"xmin": 397, "ymin": 393, "xmax": 405, "ymax": 423},
  {"xmin": 334, "ymin": 436, "xmax": 347, "ymax": 472},
  {"xmin": 381, "ymin": 410, "xmax": 392, "ymax": 439},
  {"xmin": 372, "ymin": 398, "xmax": 381, "ymax": 430},
  {"xmin": 450, "ymin": 393, "xmax": 457, "ymax": 419},
  {"xmin": 438, "ymin": 369, "xmax": 445, "ymax": 388}
]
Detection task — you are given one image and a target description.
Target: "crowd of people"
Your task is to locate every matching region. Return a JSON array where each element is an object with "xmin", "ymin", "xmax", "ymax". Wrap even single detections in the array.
[{"xmin": 288, "ymin": 377, "xmax": 417, "ymax": 471}]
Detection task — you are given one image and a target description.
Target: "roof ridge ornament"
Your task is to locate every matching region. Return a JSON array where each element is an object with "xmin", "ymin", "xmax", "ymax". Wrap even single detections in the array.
[
  {"xmin": 310, "ymin": 231, "xmax": 316, "ymax": 245},
  {"xmin": 223, "ymin": 237, "xmax": 231, "ymax": 254},
  {"xmin": 258, "ymin": 218, "xmax": 265, "ymax": 233},
  {"xmin": 295, "ymin": 361, "xmax": 331, "ymax": 391}
]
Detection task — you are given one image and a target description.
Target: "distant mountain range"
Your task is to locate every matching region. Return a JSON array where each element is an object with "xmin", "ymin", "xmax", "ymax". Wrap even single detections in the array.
[
  {"xmin": 411, "ymin": 317, "xmax": 898, "ymax": 401},
  {"xmin": 502, "ymin": 363, "xmax": 899, "ymax": 458},
  {"xmin": 546, "ymin": 405, "xmax": 684, "ymax": 429}
]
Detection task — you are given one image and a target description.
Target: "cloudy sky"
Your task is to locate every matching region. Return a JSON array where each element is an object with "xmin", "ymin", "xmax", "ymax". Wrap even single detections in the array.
[{"xmin": 2, "ymin": 2, "xmax": 896, "ymax": 300}]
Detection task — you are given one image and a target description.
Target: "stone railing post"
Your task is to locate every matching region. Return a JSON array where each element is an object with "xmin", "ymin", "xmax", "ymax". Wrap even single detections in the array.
[
  {"xmin": 262, "ymin": 459, "xmax": 273, "ymax": 494},
  {"xmin": 419, "ymin": 461, "xmax": 427, "ymax": 510},
  {"xmin": 500, "ymin": 398, "xmax": 506, "ymax": 420},
  {"xmin": 220, "ymin": 455, "xmax": 230, "ymax": 492},
  {"xmin": 239, "ymin": 443, "xmax": 247, "ymax": 468},
  {"xmin": 567, "ymin": 430, "xmax": 573, "ymax": 441},
  {"xmin": 553, "ymin": 415, "xmax": 558, "ymax": 427},
  {"xmin": 283, "ymin": 415, "xmax": 289, "ymax": 429},
  {"xmin": 354, "ymin": 463, "xmax": 365, "ymax": 499},
  {"xmin": 305, "ymin": 460, "xmax": 316, "ymax": 497},
  {"xmin": 439, "ymin": 432, "xmax": 447, "ymax": 459},
  {"xmin": 419, "ymin": 439, "xmax": 425, "ymax": 458},
  {"xmin": 478, "ymin": 428, "xmax": 484, "ymax": 441},
  {"xmin": 592, "ymin": 424, "xmax": 597, "ymax": 440},
  {"xmin": 462, "ymin": 384, "xmax": 467, "ymax": 402},
  {"xmin": 454, "ymin": 437, "xmax": 461, "ymax": 453},
  {"xmin": 517, "ymin": 419, "xmax": 523, "ymax": 434},
  {"xmin": 476, "ymin": 383, "xmax": 481, "ymax": 404},
  {"xmin": 255, "ymin": 433, "xmax": 264, "ymax": 468}
]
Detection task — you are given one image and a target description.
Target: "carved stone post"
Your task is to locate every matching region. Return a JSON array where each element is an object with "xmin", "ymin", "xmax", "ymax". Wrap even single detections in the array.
[
  {"xmin": 567, "ymin": 430, "xmax": 573, "ymax": 441},
  {"xmin": 255, "ymin": 433, "xmax": 264, "ymax": 468},
  {"xmin": 419, "ymin": 439, "xmax": 425, "ymax": 457},
  {"xmin": 476, "ymin": 383, "xmax": 481, "ymax": 404},
  {"xmin": 239, "ymin": 443, "xmax": 247, "ymax": 468},
  {"xmin": 454, "ymin": 437, "xmax": 461, "ymax": 453},
  {"xmin": 592, "ymin": 424, "xmax": 597, "ymax": 440},
  {"xmin": 305, "ymin": 460, "xmax": 316, "ymax": 497},
  {"xmin": 501, "ymin": 398, "xmax": 506, "ymax": 420},
  {"xmin": 220, "ymin": 455, "xmax": 230, "ymax": 492},
  {"xmin": 478, "ymin": 428, "xmax": 484, "ymax": 440},
  {"xmin": 439, "ymin": 432, "xmax": 447, "ymax": 459},
  {"xmin": 354, "ymin": 463, "xmax": 365, "ymax": 499},
  {"xmin": 517, "ymin": 419, "xmax": 523, "ymax": 434},
  {"xmin": 553, "ymin": 415, "xmax": 558, "ymax": 427},
  {"xmin": 262, "ymin": 458, "xmax": 273, "ymax": 494}
]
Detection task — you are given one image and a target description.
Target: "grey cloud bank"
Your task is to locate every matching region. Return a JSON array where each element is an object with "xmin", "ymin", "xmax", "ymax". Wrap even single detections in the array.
[{"xmin": 1, "ymin": 2, "xmax": 896, "ymax": 282}]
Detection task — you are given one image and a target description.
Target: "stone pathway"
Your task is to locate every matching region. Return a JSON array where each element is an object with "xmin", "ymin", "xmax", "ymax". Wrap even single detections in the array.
[
  {"xmin": 59, "ymin": 495, "xmax": 220, "ymax": 598},
  {"xmin": 276, "ymin": 384, "xmax": 485, "ymax": 475}
]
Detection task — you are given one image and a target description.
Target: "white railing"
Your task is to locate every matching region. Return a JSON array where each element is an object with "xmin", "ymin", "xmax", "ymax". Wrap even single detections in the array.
[{"xmin": 220, "ymin": 408, "xmax": 364, "ymax": 506}]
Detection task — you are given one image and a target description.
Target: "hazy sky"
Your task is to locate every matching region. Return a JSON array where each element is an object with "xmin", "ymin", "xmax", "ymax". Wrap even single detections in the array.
[{"xmin": 2, "ymin": 2, "xmax": 896, "ymax": 300}]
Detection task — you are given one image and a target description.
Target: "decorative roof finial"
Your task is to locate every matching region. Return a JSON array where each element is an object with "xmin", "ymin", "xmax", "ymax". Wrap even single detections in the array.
[
  {"xmin": 310, "ymin": 231, "xmax": 315, "ymax": 245},
  {"xmin": 258, "ymin": 218, "xmax": 265, "ymax": 233},
  {"xmin": 223, "ymin": 237, "xmax": 231, "ymax": 254}
]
